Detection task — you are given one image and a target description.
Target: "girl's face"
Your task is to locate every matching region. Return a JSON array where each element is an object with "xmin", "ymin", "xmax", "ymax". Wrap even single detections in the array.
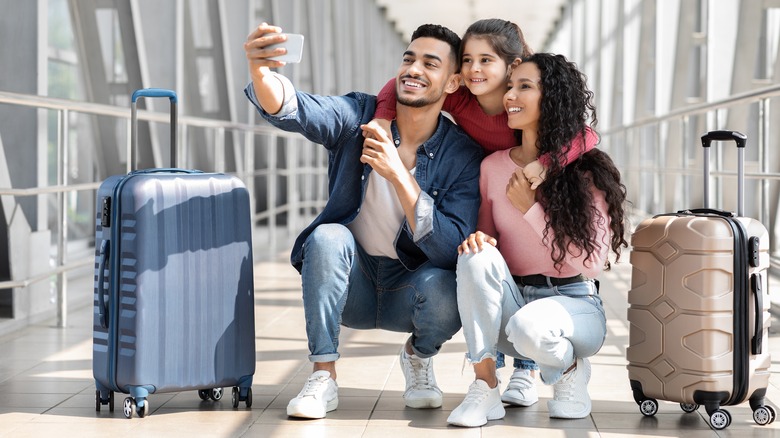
[
  {"xmin": 460, "ymin": 37, "xmax": 508, "ymax": 97},
  {"xmin": 504, "ymin": 62, "xmax": 541, "ymax": 131}
]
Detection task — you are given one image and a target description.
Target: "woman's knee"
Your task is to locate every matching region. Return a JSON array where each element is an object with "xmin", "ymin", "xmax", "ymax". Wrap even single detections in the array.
[
  {"xmin": 456, "ymin": 245, "xmax": 505, "ymax": 297},
  {"xmin": 505, "ymin": 311, "xmax": 547, "ymax": 354}
]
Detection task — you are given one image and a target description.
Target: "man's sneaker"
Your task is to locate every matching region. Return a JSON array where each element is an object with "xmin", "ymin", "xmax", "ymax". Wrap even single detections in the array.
[
  {"xmin": 286, "ymin": 370, "xmax": 339, "ymax": 419},
  {"xmin": 548, "ymin": 357, "xmax": 592, "ymax": 419},
  {"xmin": 501, "ymin": 368, "xmax": 538, "ymax": 406},
  {"xmin": 400, "ymin": 349, "xmax": 442, "ymax": 408},
  {"xmin": 447, "ymin": 379, "xmax": 505, "ymax": 427}
]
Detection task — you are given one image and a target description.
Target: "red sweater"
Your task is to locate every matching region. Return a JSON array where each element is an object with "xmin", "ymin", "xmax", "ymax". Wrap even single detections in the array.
[{"xmin": 375, "ymin": 78, "xmax": 598, "ymax": 164}]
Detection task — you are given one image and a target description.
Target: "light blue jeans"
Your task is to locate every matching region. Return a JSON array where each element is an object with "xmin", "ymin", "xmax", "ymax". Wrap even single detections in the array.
[
  {"xmin": 301, "ymin": 224, "xmax": 461, "ymax": 363},
  {"xmin": 456, "ymin": 245, "xmax": 606, "ymax": 385}
]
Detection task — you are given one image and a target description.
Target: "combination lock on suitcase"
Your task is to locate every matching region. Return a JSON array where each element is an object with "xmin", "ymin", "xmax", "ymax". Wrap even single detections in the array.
[
  {"xmin": 627, "ymin": 130, "xmax": 774, "ymax": 430},
  {"xmin": 92, "ymin": 89, "xmax": 256, "ymax": 418}
]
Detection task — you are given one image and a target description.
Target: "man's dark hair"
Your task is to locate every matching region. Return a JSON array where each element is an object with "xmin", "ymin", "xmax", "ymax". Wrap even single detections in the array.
[{"xmin": 410, "ymin": 24, "xmax": 461, "ymax": 71}]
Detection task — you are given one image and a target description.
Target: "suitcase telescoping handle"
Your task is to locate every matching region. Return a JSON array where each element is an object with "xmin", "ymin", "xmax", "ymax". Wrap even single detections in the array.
[
  {"xmin": 130, "ymin": 88, "xmax": 178, "ymax": 171},
  {"xmin": 700, "ymin": 130, "xmax": 747, "ymax": 217}
]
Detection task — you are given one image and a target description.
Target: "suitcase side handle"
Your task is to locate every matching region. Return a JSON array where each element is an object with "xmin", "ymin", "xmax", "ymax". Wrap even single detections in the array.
[
  {"xmin": 751, "ymin": 273, "xmax": 764, "ymax": 355},
  {"xmin": 98, "ymin": 239, "xmax": 110, "ymax": 329},
  {"xmin": 700, "ymin": 130, "xmax": 746, "ymax": 216},
  {"xmin": 130, "ymin": 88, "xmax": 178, "ymax": 171}
]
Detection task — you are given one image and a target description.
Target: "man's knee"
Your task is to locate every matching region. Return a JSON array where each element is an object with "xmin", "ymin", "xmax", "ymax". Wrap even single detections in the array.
[
  {"xmin": 304, "ymin": 224, "xmax": 354, "ymax": 258},
  {"xmin": 416, "ymin": 268, "xmax": 460, "ymax": 329}
]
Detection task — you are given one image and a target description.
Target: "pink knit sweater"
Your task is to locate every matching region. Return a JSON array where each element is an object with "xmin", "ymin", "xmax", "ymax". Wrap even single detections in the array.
[{"xmin": 479, "ymin": 149, "xmax": 611, "ymax": 279}]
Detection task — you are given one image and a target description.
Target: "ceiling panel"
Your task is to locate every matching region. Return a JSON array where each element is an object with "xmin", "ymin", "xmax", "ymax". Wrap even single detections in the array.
[{"xmin": 375, "ymin": 0, "xmax": 567, "ymax": 51}]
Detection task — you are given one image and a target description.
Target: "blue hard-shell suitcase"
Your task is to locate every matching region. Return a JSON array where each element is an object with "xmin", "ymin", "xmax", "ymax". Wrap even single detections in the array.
[{"xmin": 92, "ymin": 89, "xmax": 255, "ymax": 418}]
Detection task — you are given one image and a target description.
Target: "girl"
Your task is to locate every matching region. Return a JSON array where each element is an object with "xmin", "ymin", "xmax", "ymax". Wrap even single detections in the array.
[{"xmin": 374, "ymin": 18, "xmax": 599, "ymax": 186}]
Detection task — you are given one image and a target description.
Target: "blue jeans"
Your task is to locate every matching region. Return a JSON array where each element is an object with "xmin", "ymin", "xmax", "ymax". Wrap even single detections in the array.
[
  {"xmin": 301, "ymin": 224, "xmax": 461, "ymax": 362},
  {"xmin": 456, "ymin": 245, "xmax": 606, "ymax": 385},
  {"xmin": 495, "ymin": 353, "xmax": 538, "ymax": 371}
]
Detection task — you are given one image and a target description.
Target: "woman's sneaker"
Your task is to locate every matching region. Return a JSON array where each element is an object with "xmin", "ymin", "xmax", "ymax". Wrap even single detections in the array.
[
  {"xmin": 548, "ymin": 358, "xmax": 592, "ymax": 419},
  {"xmin": 501, "ymin": 368, "xmax": 538, "ymax": 406},
  {"xmin": 447, "ymin": 379, "xmax": 505, "ymax": 427},
  {"xmin": 286, "ymin": 370, "xmax": 339, "ymax": 419}
]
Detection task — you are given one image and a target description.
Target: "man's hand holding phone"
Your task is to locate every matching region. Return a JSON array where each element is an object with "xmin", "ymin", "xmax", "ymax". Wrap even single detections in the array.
[
  {"xmin": 244, "ymin": 23, "xmax": 304, "ymax": 72},
  {"xmin": 244, "ymin": 23, "xmax": 305, "ymax": 114}
]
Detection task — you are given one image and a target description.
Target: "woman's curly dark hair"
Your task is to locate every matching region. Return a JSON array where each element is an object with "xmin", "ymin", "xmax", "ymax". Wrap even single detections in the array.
[{"xmin": 522, "ymin": 53, "xmax": 628, "ymax": 271}]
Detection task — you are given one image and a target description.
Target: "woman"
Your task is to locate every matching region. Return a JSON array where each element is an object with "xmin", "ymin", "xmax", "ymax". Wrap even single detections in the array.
[{"xmin": 446, "ymin": 53, "xmax": 628, "ymax": 427}]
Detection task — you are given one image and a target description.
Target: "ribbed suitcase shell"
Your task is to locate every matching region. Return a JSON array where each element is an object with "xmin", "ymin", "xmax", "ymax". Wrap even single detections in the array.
[
  {"xmin": 627, "ymin": 213, "xmax": 771, "ymax": 413},
  {"xmin": 93, "ymin": 170, "xmax": 255, "ymax": 400}
]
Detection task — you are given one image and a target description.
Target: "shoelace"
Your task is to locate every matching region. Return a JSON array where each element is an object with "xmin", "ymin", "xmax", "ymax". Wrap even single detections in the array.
[
  {"xmin": 300, "ymin": 374, "xmax": 329, "ymax": 398},
  {"xmin": 553, "ymin": 371, "xmax": 575, "ymax": 402},
  {"xmin": 407, "ymin": 357, "xmax": 435, "ymax": 390},
  {"xmin": 462, "ymin": 381, "xmax": 491, "ymax": 404}
]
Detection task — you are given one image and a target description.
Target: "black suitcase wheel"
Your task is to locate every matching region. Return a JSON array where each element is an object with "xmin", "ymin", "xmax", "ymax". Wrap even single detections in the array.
[
  {"xmin": 210, "ymin": 387, "xmax": 223, "ymax": 401},
  {"xmin": 232, "ymin": 387, "xmax": 239, "ymax": 408},
  {"xmin": 231, "ymin": 387, "xmax": 253, "ymax": 409},
  {"xmin": 709, "ymin": 409, "xmax": 731, "ymax": 430},
  {"xmin": 753, "ymin": 406, "xmax": 773, "ymax": 426},
  {"xmin": 137, "ymin": 399, "xmax": 149, "ymax": 418},
  {"xmin": 766, "ymin": 405, "xmax": 776, "ymax": 423},
  {"xmin": 639, "ymin": 399, "xmax": 658, "ymax": 416},
  {"xmin": 198, "ymin": 389, "xmax": 210, "ymax": 400},
  {"xmin": 96, "ymin": 390, "xmax": 115, "ymax": 412},
  {"xmin": 123, "ymin": 397, "xmax": 135, "ymax": 419},
  {"xmin": 680, "ymin": 403, "xmax": 699, "ymax": 413}
]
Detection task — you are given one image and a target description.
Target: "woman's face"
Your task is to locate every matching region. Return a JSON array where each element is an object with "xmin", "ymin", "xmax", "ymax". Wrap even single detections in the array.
[
  {"xmin": 504, "ymin": 61, "xmax": 541, "ymax": 131},
  {"xmin": 460, "ymin": 37, "xmax": 508, "ymax": 98}
]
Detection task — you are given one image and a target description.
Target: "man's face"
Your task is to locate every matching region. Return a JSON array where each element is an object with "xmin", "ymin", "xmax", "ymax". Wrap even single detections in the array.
[{"xmin": 395, "ymin": 37, "xmax": 456, "ymax": 108}]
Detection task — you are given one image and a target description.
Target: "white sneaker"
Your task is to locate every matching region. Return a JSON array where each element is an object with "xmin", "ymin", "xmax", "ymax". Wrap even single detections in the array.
[
  {"xmin": 548, "ymin": 358, "xmax": 592, "ymax": 419},
  {"xmin": 501, "ymin": 368, "xmax": 539, "ymax": 406},
  {"xmin": 447, "ymin": 379, "xmax": 505, "ymax": 427},
  {"xmin": 286, "ymin": 370, "xmax": 339, "ymax": 419},
  {"xmin": 400, "ymin": 349, "xmax": 442, "ymax": 408}
]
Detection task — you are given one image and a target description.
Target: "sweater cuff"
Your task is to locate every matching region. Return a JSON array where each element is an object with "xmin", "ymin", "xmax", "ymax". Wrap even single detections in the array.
[{"xmin": 523, "ymin": 203, "xmax": 547, "ymax": 237}]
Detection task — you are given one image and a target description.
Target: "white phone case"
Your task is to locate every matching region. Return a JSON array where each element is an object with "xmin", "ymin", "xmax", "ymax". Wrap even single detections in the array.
[{"xmin": 267, "ymin": 34, "xmax": 305, "ymax": 63}]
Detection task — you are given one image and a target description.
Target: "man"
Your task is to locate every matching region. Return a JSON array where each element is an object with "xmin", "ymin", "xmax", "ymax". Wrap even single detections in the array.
[{"xmin": 243, "ymin": 22, "xmax": 482, "ymax": 419}]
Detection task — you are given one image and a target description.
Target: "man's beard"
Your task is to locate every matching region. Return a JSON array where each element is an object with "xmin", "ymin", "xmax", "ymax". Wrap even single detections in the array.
[
  {"xmin": 397, "ymin": 94, "xmax": 439, "ymax": 108},
  {"xmin": 396, "ymin": 77, "xmax": 443, "ymax": 108}
]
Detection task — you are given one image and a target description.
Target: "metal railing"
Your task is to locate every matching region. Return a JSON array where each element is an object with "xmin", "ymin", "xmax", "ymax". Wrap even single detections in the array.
[
  {"xmin": 599, "ymin": 83, "xmax": 780, "ymax": 268},
  {"xmin": 0, "ymin": 90, "xmax": 328, "ymax": 327}
]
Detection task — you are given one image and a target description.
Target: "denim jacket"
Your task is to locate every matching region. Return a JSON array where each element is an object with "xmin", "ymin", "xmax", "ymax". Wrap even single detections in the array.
[{"xmin": 245, "ymin": 77, "xmax": 482, "ymax": 272}]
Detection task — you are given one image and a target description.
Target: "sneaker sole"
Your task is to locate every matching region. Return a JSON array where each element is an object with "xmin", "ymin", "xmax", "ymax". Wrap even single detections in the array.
[
  {"xmin": 287, "ymin": 397, "xmax": 339, "ymax": 419},
  {"xmin": 501, "ymin": 394, "xmax": 538, "ymax": 407},
  {"xmin": 447, "ymin": 404, "xmax": 505, "ymax": 427},
  {"xmin": 549, "ymin": 409, "xmax": 591, "ymax": 419},
  {"xmin": 404, "ymin": 397, "xmax": 442, "ymax": 409},
  {"xmin": 548, "ymin": 401, "xmax": 591, "ymax": 419}
]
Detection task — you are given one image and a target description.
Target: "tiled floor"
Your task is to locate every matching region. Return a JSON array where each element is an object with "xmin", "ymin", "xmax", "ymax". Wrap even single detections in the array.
[{"xmin": 2, "ymin": 256, "xmax": 780, "ymax": 437}]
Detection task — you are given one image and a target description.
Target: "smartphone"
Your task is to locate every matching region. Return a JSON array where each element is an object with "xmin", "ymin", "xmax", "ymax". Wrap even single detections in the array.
[{"xmin": 267, "ymin": 33, "xmax": 305, "ymax": 63}]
